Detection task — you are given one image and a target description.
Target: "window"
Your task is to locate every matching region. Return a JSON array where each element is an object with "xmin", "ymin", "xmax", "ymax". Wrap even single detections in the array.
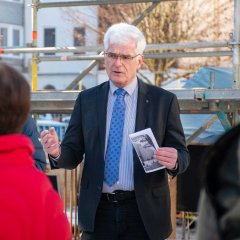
[
  {"xmin": 44, "ymin": 28, "xmax": 55, "ymax": 55},
  {"xmin": 73, "ymin": 27, "xmax": 85, "ymax": 55},
  {"xmin": 13, "ymin": 29, "xmax": 20, "ymax": 46},
  {"xmin": 13, "ymin": 29, "xmax": 20, "ymax": 55},
  {"xmin": 0, "ymin": 28, "xmax": 8, "ymax": 46}
]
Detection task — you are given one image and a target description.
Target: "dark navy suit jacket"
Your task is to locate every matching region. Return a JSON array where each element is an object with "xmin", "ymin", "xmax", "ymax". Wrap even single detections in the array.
[{"xmin": 50, "ymin": 79, "xmax": 189, "ymax": 240}]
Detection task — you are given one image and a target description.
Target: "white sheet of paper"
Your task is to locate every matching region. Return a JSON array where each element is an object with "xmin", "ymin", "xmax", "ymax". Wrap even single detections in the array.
[{"xmin": 129, "ymin": 128, "xmax": 165, "ymax": 173}]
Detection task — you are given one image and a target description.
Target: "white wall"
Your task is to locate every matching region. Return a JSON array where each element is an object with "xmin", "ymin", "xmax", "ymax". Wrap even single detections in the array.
[{"xmin": 24, "ymin": 0, "xmax": 99, "ymax": 90}]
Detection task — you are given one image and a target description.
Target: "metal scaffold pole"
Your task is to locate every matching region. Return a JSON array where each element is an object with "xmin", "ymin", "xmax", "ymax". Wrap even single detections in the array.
[
  {"xmin": 0, "ymin": 41, "xmax": 230, "ymax": 54},
  {"xmin": 233, "ymin": 0, "xmax": 240, "ymax": 89},
  {"xmin": 232, "ymin": 0, "xmax": 240, "ymax": 126},
  {"xmin": 31, "ymin": 0, "xmax": 39, "ymax": 91},
  {"xmin": 37, "ymin": 0, "xmax": 172, "ymax": 9}
]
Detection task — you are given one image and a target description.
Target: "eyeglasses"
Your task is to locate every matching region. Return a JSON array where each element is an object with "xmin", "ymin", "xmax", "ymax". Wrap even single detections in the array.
[{"xmin": 104, "ymin": 52, "xmax": 140, "ymax": 62}]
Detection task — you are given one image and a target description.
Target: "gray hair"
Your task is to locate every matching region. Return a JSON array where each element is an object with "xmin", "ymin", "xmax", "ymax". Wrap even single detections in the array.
[{"xmin": 103, "ymin": 23, "xmax": 146, "ymax": 54}]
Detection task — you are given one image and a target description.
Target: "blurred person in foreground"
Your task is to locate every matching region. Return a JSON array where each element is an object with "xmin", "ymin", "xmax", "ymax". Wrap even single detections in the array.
[
  {"xmin": 0, "ymin": 63, "xmax": 71, "ymax": 240},
  {"xmin": 41, "ymin": 23, "xmax": 189, "ymax": 240},
  {"xmin": 197, "ymin": 125, "xmax": 240, "ymax": 240}
]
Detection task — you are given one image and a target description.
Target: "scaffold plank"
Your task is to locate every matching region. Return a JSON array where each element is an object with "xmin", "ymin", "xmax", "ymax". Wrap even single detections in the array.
[{"xmin": 30, "ymin": 89, "xmax": 240, "ymax": 113}]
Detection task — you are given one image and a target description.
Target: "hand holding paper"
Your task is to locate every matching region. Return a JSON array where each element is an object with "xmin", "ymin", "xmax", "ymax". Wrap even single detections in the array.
[
  {"xmin": 129, "ymin": 128, "xmax": 165, "ymax": 173},
  {"xmin": 153, "ymin": 147, "xmax": 178, "ymax": 170}
]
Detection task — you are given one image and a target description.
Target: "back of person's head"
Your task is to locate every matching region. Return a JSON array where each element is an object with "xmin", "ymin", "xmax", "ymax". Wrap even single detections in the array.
[
  {"xmin": 197, "ymin": 125, "xmax": 240, "ymax": 240},
  {"xmin": 103, "ymin": 23, "xmax": 146, "ymax": 54},
  {"xmin": 0, "ymin": 63, "xmax": 30, "ymax": 135}
]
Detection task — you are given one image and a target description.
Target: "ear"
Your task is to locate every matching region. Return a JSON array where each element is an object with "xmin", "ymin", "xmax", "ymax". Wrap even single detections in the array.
[{"xmin": 137, "ymin": 54, "xmax": 144, "ymax": 70}]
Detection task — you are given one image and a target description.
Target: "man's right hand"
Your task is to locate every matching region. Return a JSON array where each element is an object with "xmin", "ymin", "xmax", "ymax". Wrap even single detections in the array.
[{"xmin": 40, "ymin": 127, "xmax": 60, "ymax": 158}]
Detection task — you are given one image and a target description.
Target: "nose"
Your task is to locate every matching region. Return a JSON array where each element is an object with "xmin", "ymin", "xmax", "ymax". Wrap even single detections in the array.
[{"xmin": 113, "ymin": 56, "xmax": 123, "ymax": 66}]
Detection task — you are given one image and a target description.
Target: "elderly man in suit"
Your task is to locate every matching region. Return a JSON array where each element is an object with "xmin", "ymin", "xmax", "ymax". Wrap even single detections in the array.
[{"xmin": 41, "ymin": 23, "xmax": 189, "ymax": 240}]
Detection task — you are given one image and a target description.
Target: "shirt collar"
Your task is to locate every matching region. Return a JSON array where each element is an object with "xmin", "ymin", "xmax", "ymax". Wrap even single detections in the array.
[{"xmin": 109, "ymin": 78, "xmax": 138, "ymax": 96}]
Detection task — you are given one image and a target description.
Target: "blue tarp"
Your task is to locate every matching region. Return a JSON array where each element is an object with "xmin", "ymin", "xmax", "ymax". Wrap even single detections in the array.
[
  {"xmin": 164, "ymin": 67, "xmax": 233, "ymax": 145},
  {"xmin": 183, "ymin": 67, "xmax": 233, "ymax": 89}
]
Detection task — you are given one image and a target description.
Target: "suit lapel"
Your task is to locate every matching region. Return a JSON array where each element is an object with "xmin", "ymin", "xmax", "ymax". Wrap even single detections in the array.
[
  {"xmin": 135, "ymin": 79, "xmax": 150, "ymax": 132},
  {"xmin": 97, "ymin": 82, "xmax": 109, "ymax": 159},
  {"xmin": 134, "ymin": 80, "xmax": 151, "ymax": 170}
]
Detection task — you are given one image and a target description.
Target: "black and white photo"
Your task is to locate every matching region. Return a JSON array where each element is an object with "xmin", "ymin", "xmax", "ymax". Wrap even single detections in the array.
[{"xmin": 129, "ymin": 128, "xmax": 165, "ymax": 173}]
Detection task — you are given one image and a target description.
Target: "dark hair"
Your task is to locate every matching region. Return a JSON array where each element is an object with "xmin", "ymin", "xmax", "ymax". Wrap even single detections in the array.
[
  {"xmin": 203, "ymin": 125, "xmax": 240, "ymax": 239},
  {"xmin": 0, "ymin": 63, "xmax": 30, "ymax": 134},
  {"xmin": 204, "ymin": 125, "xmax": 240, "ymax": 195}
]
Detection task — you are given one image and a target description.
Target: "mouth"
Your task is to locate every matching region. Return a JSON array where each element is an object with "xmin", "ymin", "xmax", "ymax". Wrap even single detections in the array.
[{"xmin": 113, "ymin": 70, "xmax": 122, "ymax": 74}]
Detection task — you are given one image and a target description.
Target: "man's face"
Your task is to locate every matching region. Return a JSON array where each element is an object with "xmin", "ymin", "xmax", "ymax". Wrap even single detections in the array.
[{"xmin": 104, "ymin": 40, "xmax": 144, "ymax": 88}]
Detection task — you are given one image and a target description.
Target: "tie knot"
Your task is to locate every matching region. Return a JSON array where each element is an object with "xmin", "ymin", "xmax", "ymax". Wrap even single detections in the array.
[{"xmin": 115, "ymin": 88, "xmax": 126, "ymax": 96}]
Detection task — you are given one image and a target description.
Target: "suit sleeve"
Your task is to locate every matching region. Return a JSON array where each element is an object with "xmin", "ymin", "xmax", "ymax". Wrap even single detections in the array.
[
  {"xmin": 163, "ymin": 95, "xmax": 190, "ymax": 176},
  {"xmin": 49, "ymin": 93, "xmax": 85, "ymax": 170}
]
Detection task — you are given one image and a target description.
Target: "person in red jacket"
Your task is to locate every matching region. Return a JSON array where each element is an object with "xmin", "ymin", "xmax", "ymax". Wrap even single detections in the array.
[{"xmin": 0, "ymin": 63, "xmax": 71, "ymax": 240}]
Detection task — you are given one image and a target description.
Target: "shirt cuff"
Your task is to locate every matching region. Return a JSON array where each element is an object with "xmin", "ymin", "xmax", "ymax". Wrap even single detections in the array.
[
  {"xmin": 172, "ymin": 161, "xmax": 178, "ymax": 171},
  {"xmin": 49, "ymin": 145, "xmax": 61, "ymax": 160}
]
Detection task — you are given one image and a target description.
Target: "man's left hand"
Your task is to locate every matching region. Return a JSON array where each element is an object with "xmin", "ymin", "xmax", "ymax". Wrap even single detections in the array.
[{"xmin": 153, "ymin": 147, "xmax": 178, "ymax": 170}]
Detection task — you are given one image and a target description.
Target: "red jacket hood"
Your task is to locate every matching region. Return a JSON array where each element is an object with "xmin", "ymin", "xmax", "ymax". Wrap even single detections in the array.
[{"xmin": 0, "ymin": 134, "xmax": 34, "ymax": 166}]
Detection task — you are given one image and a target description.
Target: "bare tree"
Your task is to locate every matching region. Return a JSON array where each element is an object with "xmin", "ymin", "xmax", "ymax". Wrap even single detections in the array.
[
  {"xmin": 61, "ymin": 0, "xmax": 233, "ymax": 86},
  {"xmin": 178, "ymin": 0, "xmax": 233, "ymax": 70}
]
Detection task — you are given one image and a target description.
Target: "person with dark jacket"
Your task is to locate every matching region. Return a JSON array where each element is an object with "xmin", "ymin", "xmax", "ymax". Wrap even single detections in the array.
[{"xmin": 22, "ymin": 115, "xmax": 47, "ymax": 171}]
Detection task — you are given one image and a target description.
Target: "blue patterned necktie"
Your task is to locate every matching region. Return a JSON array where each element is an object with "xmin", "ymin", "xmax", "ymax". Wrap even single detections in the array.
[{"xmin": 104, "ymin": 88, "xmax": 127, "ymax": 186}]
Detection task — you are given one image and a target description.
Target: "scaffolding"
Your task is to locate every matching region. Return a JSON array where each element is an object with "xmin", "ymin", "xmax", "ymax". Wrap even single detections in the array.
[
  {"xmin": 1, "ymin": 0, "xmax": 240, "ymax": 239},
  {"xmin": 1, "ymin": 0, "xmax": 239, "ymax": 121}
]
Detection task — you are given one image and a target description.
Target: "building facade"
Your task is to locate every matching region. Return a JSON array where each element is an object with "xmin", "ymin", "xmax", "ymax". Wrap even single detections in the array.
[{"xmin": 0, "ymin": 0, "xmax": 99, "ymax": 90}]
